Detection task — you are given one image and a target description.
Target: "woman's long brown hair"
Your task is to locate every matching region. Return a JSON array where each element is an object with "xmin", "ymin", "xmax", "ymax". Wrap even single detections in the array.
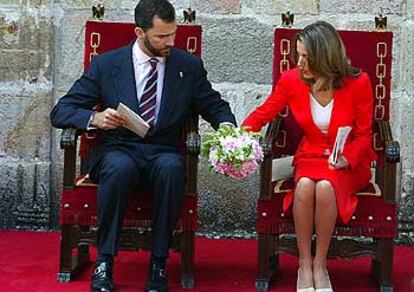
[{"xmin": 292, "ymin": 21, "xmax": 361, "ymax": 91}]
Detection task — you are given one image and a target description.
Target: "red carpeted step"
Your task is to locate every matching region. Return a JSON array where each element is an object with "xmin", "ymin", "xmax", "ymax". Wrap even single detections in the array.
[{"xmin": 0, "ymin": 231, "xmax": 412, "ymax": 291}]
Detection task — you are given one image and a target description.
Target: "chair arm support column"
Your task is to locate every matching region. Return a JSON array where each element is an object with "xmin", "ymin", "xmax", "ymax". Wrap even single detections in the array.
[
  {"xmin": 377, "ymin": 120, "xmax": 400, "ymax": 203},
  {"xmin": 185, "ymin": 131, "xmax": 200, "ymax": 195},
  {"xmin": 259, "ymin": 118, "xmax": 282, "ymax": 200},
  {"xmin": 259, "ymin": 139, "xmax": 273, "ymax": 200},
  {"xmin": 60, "ymin": 128, "xmax": 79, "ymax": 189}
]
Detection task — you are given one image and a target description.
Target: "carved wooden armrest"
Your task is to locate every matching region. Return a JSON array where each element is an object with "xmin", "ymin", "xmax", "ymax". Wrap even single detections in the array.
[
  {"xmin": 259, "ymin": 117, "xmax": 283, "ymax": 199},
  {"xmin": 186, "ymin": 131, "xmax": 200, "ymax": 155},
  {"xmin": 260, "ymin": 116, "xmax": 284, "ymax": 165},
  {"xmin": 60, "ymin": 128, "xmax": 79, "ymax": 149},
  {"xmin": 60, "ymin": 128, "xmax": 93, "ymax": 188},
  {"xmin": 185, "ymin": 131, "xmax": 200, "ymax": 196},
  {"xmin": 377, "ymin": 120, "xmax": 400, "ymax": 163},
  {"xmin": 376, "ymin": 120, "xmax": 399, "ymax": 203},
  {"xmin": 385, "ymin": 141, "xmax": 400, "ymax": 163},
  {"xmin": 260, "ymin": 138, "xmax": 272, "ymax": 160}
]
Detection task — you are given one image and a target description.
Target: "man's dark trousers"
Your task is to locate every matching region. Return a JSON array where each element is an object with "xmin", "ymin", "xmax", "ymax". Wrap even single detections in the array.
[{"xmin": 91, "ymin": 149, "xmax": 185, "ymax": 258}]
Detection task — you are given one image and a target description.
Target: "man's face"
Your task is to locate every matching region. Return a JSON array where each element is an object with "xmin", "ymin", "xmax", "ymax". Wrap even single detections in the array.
[{"xmin": 138, "ymin": 15, "xmax": 177, "ymax": 57}]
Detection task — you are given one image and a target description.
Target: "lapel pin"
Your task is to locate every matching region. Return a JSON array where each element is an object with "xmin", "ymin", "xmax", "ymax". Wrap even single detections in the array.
[{"xmin": 179, "ymin": 71, "xmax": 183, "ymax": 78}]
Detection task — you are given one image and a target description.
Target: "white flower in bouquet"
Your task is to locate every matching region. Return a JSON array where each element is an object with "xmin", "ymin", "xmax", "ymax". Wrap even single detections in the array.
[{"xmin": 202, "ymin": 124, "xmax": 263, "ymax": 180}]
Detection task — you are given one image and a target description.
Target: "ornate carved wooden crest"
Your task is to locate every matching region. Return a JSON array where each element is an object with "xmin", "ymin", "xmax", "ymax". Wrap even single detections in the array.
[
  {"xmin": 375, "ymin": 13, "xmax": 387, "ymax": 30},
  {"xmin": 92, "ymin": 3, "xmax": 105, "ymax": 20},
  {"xmin": 281, "ymin": 11, "xmax": 294, "ymax": 27},
  {"xmin": 183, "ymin": 8, "xmax": 196, "ymax": 24}
]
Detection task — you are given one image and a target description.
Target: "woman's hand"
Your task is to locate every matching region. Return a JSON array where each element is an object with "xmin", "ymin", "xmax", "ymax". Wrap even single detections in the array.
[
  {"xmin": 241, "ymin": 125, "xmax": 253, "ymax": 132},
  {"xmin": 328, "ymin": 154, "xmax": 349, "ymax": 170}
]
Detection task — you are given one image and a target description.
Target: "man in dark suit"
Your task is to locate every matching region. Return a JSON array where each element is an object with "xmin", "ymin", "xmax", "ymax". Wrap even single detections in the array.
[{"xmin": 50, "ymin": 0, "xmax": 236, "ymax": 291}]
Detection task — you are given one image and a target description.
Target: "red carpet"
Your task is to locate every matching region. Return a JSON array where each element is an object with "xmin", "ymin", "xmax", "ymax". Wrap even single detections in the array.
[{"xmin": 0, "ymin": 231, "xmax": 413, "ymax": 291}]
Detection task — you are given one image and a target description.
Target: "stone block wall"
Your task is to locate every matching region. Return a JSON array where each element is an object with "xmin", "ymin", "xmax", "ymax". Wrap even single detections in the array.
[
  {"xmin": 0, "ymin": 0, "xmax": 413, "ymax": 242},
  {"xmin": 0, "ymin": 0, "xmax": 54, "ymax": 229}
]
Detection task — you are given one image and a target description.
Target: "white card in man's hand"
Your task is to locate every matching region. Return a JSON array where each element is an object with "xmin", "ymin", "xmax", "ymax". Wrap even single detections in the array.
[
  {"xmin": 116, "ymin": 102, "xmax": 150, "ymax": 138},
  {"xmin": 329, "ymin": 126, "xmax": 352, "ymax": 165}
]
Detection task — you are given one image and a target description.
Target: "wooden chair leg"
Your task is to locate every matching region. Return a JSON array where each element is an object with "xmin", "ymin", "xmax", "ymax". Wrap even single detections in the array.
[
  {"xmin": 269, "ymin": 253, "xmax": 279, "ymax": 271},
  {"xmin": 77, "ymin": 244, "xmax": 91, "ymax": 267},
  {"xmin": 270, "ymin": 234, "xmax": 279, "ymax": 271},
  {"xmin": 57, "ymin": 224, "xmax": 74, "ymax": 282},
  {"xmin": 371, "ymin": 258, "xmax": 380, "ymax": 283},
  {"xmin": 77, "ymin": 225, "xmax": 91, "ymax": 267},
  {"xmin": 378, "ymin": 239, "xmax": 394, "ymax": 292},
  {"xmin": 57, "ymin": 224, "xmax": 92, "ymax": 283},
  {"xmin": 180, "ymin": 232, "xmax": 195, "ymax": 289},
  {"xmin": 256, "ymin": 233, "xmax": 274, "ymax": 291}
]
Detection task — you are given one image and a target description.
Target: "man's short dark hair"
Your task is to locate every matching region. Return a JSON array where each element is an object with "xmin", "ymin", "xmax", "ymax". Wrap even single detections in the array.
[{"xmin": 135, "ymin": 0, "xmax": 176, "ymax": 31}]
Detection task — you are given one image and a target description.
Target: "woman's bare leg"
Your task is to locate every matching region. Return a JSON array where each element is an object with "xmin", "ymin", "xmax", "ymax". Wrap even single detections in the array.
[
  {"xmin": 313, "ymin": 180, "xmax": 337, "ymax": 289},
  {"xmin": 293, "ymin": 177, "xmax": 316, "ymax": 288}
]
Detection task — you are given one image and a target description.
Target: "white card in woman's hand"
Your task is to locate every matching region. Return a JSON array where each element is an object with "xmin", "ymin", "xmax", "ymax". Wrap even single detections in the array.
[{"xmin": 329, "ymin": 126, "xmax": 352, "ymax": 164}]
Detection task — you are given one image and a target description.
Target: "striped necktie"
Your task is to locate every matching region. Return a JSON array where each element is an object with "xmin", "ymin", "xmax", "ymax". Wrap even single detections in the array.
[{"xmin": 138, "ymin": 58, "xmax": 158, "ymax": 125}]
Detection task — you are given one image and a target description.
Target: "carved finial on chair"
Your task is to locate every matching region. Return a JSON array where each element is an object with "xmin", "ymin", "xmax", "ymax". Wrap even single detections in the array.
[
  {"xmin": 183, "ymin": 8, "xmax": 196, "ymax": 24},
  {"xmin": 375, "ymin": 13, "xmax": 387, "ymax": 30},
  {"xmin": 281, "ymin": 11, "xmax": 294, "ymax": 27},
  {"xmin": 92, "ymin": 3, "xmax": 105, "ymax": 20}
]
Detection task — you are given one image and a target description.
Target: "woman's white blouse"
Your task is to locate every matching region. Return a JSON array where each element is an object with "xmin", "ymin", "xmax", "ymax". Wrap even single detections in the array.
[{"xmin": 310, "ymin": 94, "xmax": 333, "ymax": 134}]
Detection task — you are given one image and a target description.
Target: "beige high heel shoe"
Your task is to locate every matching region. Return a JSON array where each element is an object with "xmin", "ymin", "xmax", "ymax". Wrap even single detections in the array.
[
  {"xmin": 314, "ymin": 269, "xmax": 333, "ymax": 292},
  {"xmin": 297, "ymin": 269, "xmax": 315, "ymax": 292}
]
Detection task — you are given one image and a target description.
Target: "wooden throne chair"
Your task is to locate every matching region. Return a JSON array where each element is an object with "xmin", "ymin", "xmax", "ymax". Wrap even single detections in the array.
[
  {"xmin": 255, "ymin": 28, "xmax": 400, "ymax": 291},
  {"xmin": 57, "ymin": 20, "xmax": 202, "ymax": 289}
]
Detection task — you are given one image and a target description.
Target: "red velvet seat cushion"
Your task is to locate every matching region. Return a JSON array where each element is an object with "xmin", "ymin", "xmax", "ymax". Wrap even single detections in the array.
[
  {"xmin": 273, "ymin": 177, "xmax": 381, "ymax": 197},
  {"xmin": 256, "ymin": 178, "xmax": 396, "ymax": 238},
  {"xmin": 60, "ymin": 176, "xmax": 197, "ymax": 232}
]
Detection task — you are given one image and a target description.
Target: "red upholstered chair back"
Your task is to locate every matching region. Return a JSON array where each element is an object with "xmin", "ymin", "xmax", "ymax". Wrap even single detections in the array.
[
  {"xmin": 79, "ymin": 21, "xmax": 202, "ymax": 161},
  {"xmin": 84, "ymin": 21, "xmax": 201, "ymax": 68},
  {"xmin": 271, "ymin": 28, "xmax": 392, "ymax": 169}
]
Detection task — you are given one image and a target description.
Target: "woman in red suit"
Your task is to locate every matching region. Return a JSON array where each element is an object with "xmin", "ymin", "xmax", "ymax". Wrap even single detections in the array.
[{"xmin": 243, "ymin": 21, "xmax": 376, "ymax": 292}]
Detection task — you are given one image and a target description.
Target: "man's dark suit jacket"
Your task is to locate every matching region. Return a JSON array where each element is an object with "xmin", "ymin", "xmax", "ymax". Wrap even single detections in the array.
[{"xmin": 50, "ymin": 42, "xmax": 236, "ymax": 172}]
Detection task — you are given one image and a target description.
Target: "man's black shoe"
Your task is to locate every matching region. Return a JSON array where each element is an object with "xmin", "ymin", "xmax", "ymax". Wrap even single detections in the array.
[
  {"xmin": 144, "ymin": 263, "xmax": 169, "ymax": 292},
  {"xmin": 91, "ymin": 260, "xmax": 114, "ymax": 292}
]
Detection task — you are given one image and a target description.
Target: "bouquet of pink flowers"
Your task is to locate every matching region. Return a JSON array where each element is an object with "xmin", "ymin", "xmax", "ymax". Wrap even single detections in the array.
[{"xmin": 202, "ymin": 124, "xmax": 263, "ymax": 180}]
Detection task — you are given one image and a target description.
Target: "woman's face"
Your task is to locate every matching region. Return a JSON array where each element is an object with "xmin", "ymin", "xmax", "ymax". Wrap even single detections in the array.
[{"xmin": 296, "ymin": 40, "xmax": 315, "ymax": 79}]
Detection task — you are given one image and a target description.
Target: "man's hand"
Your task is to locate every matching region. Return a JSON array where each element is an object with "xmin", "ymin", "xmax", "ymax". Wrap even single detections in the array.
[
  {"xmin": 328, "ymin": 154, "xmax": 349, "ymax": 170},
  {"xmin": 91, "ymin": 108, "xmax": 126, "ymax": 130}
]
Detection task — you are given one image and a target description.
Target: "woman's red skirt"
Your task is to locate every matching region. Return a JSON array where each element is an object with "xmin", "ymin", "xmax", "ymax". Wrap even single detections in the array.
[{"xmin": 283, "ymin": 156, "xmax": 372, "ymax": 224}]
